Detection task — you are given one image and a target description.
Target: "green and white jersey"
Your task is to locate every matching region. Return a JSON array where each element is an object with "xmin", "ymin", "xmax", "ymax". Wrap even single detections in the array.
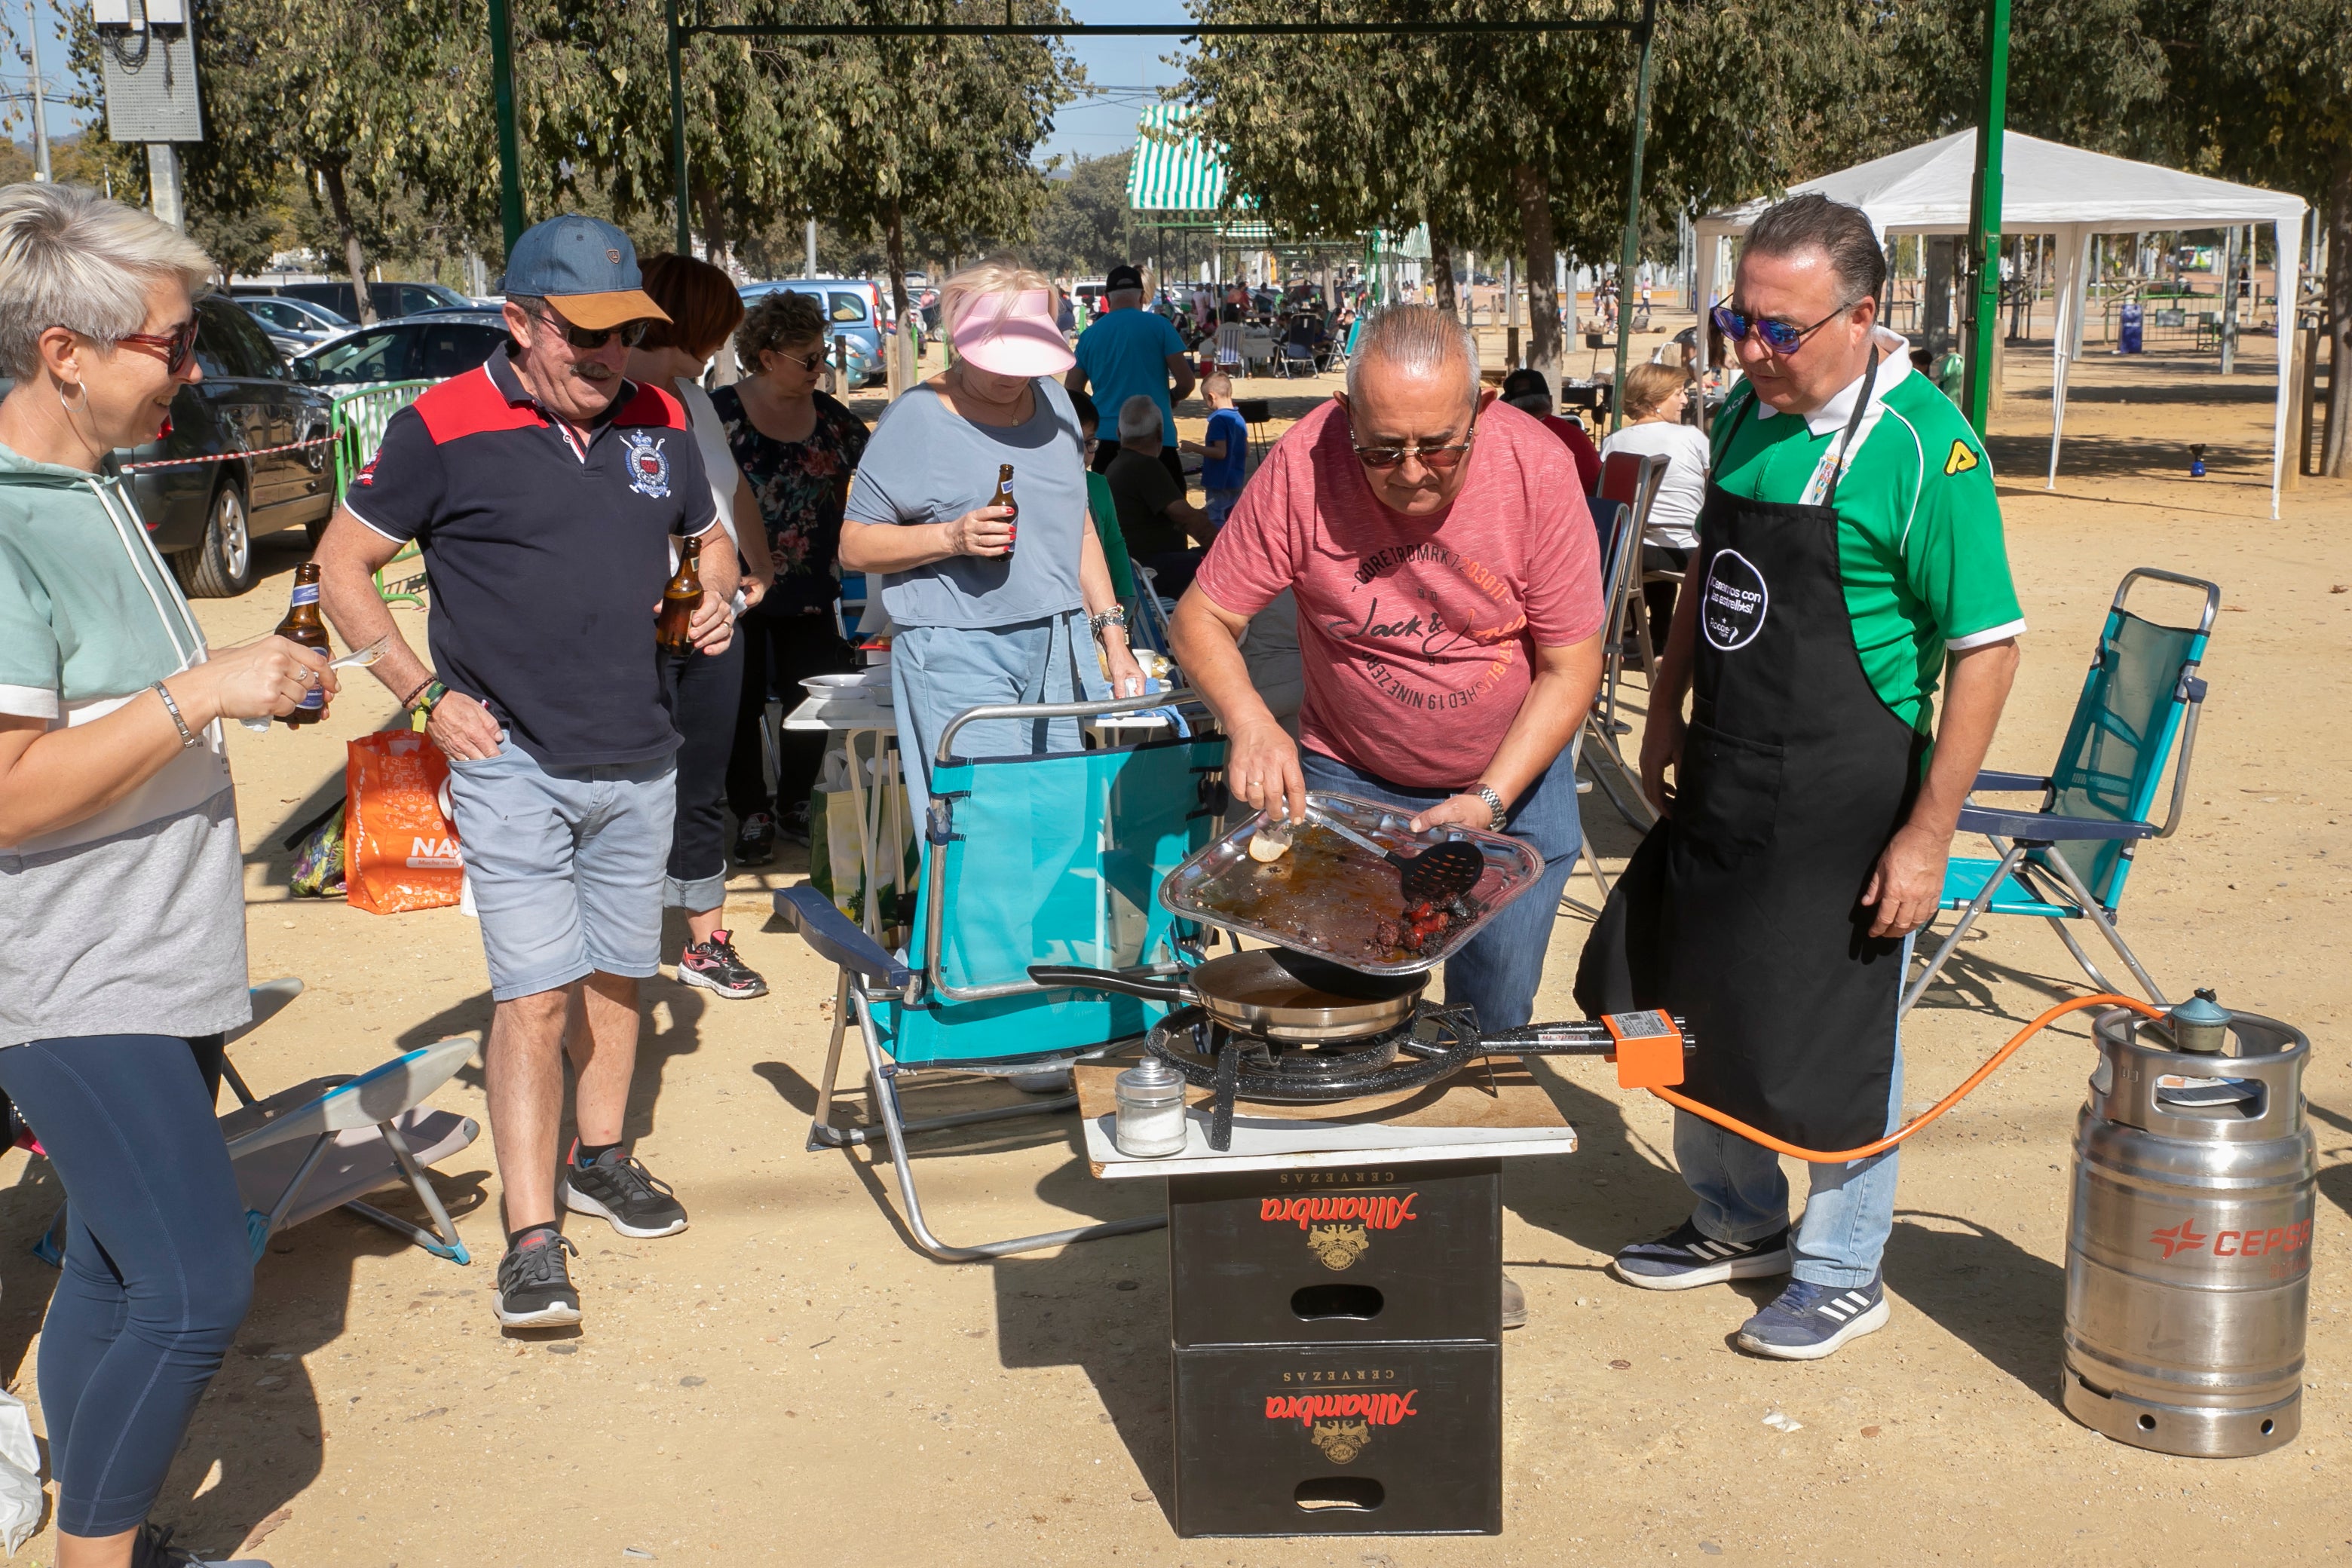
[{"xmin": 1710, "ymin": 346, "xmax": 2025, "ymax": 733}]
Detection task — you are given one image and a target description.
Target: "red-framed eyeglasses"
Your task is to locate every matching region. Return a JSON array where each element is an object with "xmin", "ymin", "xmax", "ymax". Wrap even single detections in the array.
[{"xmin": 112, "ymin": 319, "xmax": 202, "ymax": 375}]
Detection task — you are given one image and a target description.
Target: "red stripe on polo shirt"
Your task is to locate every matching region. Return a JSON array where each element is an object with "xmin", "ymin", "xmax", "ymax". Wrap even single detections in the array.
[
  {"xmin": 415, "ymin": 365, "xmax": 543, "ymax": 445},
  {"xmin": 611, "ymin": 380, "xmax": 689, "ymax": 431}
]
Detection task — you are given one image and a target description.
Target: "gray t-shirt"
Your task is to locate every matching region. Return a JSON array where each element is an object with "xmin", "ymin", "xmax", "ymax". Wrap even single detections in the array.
[
  {"xmin": 845, "ymin": 378, "xmax": 1089, "ymax": 630},
  {"xmin": 0, "ymin": 446, "xmax": 250, "ymax": 1047}
]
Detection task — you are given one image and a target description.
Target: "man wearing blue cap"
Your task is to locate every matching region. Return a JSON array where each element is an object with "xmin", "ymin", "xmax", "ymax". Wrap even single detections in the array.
[{"xmin": 319, "ymin": 215, "xmax": 738, "ymax": 1330}]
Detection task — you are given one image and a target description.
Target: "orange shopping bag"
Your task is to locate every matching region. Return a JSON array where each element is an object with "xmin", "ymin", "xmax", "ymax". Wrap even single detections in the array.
[{"xmin": 344, "ymin": 730, "xmax": 464, "ymax": 914}]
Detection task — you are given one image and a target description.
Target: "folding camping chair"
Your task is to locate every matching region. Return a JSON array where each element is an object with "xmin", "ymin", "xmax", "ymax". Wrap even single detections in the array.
[
  {"xmin": 1576, "ymin": 494, "xmax": 1659, "ymax": 834},
  {"xmin": 1597, "ymin": 450, "xmax": 1669, "ymax": 701},
  {"xmin": 780, "ymin": 689, "xmax": 1225, "ymax": 1261},
  {"xmin": 29, "ymin": 981, "xmax": 481, "ymax": 1268},
  {"xmin": 1900, "ymin": 568, "xmax": 2218, "ymax": 1017}
]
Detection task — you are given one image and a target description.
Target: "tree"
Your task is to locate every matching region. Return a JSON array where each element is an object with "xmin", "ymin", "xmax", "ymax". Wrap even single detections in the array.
[{"xmin": 1030, "ymin": 152, "xmax": 1136, "ymax": 278}]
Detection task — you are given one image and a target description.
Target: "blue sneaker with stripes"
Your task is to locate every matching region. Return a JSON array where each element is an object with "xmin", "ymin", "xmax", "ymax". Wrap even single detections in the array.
[
  {"xmin": 1612, "ymin": 1218, "xmax": 1792, "ymax": 1291},
  {"xmin": 1736, "ymin": 1275, "xmax": 1891, "ymax": 1360}
]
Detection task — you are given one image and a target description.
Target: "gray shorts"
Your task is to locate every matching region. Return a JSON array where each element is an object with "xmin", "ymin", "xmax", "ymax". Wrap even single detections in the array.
[{"xmin": 444, "ymin": 740, "xmax": 678, "ymax": 1002}]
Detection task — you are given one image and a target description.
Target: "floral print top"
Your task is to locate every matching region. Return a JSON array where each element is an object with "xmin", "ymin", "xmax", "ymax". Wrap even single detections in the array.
[{"xmin": 710, "ymin": 385, "xmax": 870, "ymax": 617}]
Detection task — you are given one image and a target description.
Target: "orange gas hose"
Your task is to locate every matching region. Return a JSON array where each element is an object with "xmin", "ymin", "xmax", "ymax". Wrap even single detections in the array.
[{"xmin": 1646, "ymin": 992, "xmax": 2168, "ymax": 1164}]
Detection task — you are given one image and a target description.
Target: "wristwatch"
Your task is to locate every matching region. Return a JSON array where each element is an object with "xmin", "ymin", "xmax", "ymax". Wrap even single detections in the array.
[
  {"xmin": 1089, "ymin": 605, "xmax": 1129, "ymax": 640},
  {"xmin": 1473, "ymin": 784, "xmax": 1508, "ymax": 831}
]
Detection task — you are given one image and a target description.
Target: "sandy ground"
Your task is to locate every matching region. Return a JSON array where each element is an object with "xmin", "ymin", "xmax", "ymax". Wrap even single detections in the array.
[{"xmin": 5, "ymin": 323, "xmax": 2349, "ymax": 1566}]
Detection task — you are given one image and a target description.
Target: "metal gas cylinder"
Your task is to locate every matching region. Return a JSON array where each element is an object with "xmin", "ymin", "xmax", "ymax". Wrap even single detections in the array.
[{"xmin": 2063, "ymin": 993, "xmax": 2315, "ymax": 1457}]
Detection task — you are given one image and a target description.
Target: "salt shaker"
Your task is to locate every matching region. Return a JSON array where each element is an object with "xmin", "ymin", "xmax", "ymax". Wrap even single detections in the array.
[{"xmin": 1113, "ymin": 1055, "xmax": 1189, "ymax": 1157}]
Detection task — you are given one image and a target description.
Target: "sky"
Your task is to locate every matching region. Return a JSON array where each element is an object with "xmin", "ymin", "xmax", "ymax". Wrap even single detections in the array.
[
  {"xmin": 1037, "ymin": 2, "xmax": 1197, "ymax": 171},
  {"xmin": 8, "ymin": 1, "xmax": 1185, "ymax": 153},
  {"xmin": 2, "ymin": 0, "xmax": 87, "ymax": 140}
]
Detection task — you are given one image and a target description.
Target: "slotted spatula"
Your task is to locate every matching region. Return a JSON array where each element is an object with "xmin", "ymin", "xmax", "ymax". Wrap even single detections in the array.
[{"xmin": 1305, "ymin": 806, "xmax": 1485, "ymax": 905}]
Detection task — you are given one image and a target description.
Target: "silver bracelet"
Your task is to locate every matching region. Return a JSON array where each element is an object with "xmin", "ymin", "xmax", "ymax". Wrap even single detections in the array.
[
  {"xmin": 1089, "ymin": 605, "xmax": 1129, "ymax": 640},
  {"xmin": 151, "ymin": 680, "xmax": 200, "ymax": 749}
]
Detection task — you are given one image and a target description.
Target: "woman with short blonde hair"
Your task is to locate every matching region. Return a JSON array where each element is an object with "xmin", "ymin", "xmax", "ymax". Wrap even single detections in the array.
[
  {"xmin": 838, "ymin": 256, "xmax": 1141, "ymax": 825},
  {"xmin": 1600, "ymin": 359, "xmax": 1711, "ymax": 651},
  {"xmin": 0, "ymin": 181, "xmax": 335, "ymax": 1568}
]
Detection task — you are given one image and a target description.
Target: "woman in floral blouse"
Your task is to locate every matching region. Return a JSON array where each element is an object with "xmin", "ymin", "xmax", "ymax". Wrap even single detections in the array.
[{"xmin": 714, "ymin": 289, "xmax": 870, "ymax": 861}]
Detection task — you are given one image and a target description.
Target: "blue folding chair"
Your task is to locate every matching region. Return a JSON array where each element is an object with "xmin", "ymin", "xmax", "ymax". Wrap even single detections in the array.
[
  {"xmin": 1901, "ymin": 568, "xmax": 2218, "ymax": 1016},
  {"xmin": 781, "ymin": 689, "xmax": 1225, "ymax": 1260}
]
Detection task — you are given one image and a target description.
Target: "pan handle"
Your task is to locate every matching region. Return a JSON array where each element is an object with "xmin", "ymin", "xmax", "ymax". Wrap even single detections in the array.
[{"xmin": 1027, "ymin": 965, "xmax": 1195, "ymax": 1004}]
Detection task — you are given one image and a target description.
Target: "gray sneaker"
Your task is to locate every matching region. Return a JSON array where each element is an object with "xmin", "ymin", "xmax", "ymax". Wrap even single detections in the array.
[
  {"xmin": 1735, "ymin": 1275, "xmax": 1890, "ymax": 1361},
  {"xmin": 563, "ymin": 1146, "xmax": 689, "ymax": 1239}
]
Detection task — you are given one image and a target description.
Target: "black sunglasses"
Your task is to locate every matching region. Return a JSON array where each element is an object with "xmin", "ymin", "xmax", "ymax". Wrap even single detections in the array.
[
  {"xmin": 1710, "ymin": 299, "xmax": 1863, "ymax": 354},
  {"xmin": 530, "ymin": 305, "xmax": 651, "ymax": 351},
  {"xmin": 768, "ymin": 346, "xmax": 828, "ymax": 373}
]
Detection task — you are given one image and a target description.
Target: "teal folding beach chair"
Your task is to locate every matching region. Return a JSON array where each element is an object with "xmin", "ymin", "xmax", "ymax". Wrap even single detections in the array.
[
  {"xmin": 1901, "ymin": 568, "xmax": 2218, "ymax": 1016},
  {"xmin": 781, "ymin": 690, "xmax": 1225, "ymax": 1260}
]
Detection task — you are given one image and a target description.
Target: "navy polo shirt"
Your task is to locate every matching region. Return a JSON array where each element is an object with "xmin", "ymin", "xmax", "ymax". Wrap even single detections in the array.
[{"xmin": 345, "ymin": 348, "xmax": 718, "ymax": 767}]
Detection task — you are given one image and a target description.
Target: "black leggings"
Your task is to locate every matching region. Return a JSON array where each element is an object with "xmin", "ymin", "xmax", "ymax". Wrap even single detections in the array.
[
  {"xmin": 0, "ymin": 1034, "xmax": 252, "ymax": 1537},
  {"xmin": 727, "ymin": 612, "xmax": 856, "ymax": 824},
  {"xmin": 661, "ymin": 637, "xmax": 745, "ymax": 913}
]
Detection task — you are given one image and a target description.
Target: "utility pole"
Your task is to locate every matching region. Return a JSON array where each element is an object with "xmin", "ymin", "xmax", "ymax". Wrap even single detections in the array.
[
  {"xmin": 488, "ymin": 0, "xmax": 525, "ymax": 250},
  {"xmin": 147, "ymin": 142, "xmax": 184, "ymax": 231},
  {"xmin": 805, "ymin": 217, "xmax": 818, "ymax": 277},
  {"xmin": 1960, "ymin": 0, "xmax": 2011, "ymax": 437},
  {"xmin": 668, "ymin": 0, "xmax": 691, "ymax": 256},
  {"xmin": 1609, "ymin": 0, "xmax": 1658, "ymax": 432},
  {"xmin": 26, "ymin": 0, "xmax": 51, "ymax": 181}
]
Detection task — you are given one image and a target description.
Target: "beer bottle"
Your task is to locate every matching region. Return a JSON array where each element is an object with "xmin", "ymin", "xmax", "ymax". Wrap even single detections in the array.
[
  {"xmin": 274, "ymin": 562, "xmax": 331, "ymax": 727},
  {"xmin": 993, "ymin": 463, "xmax": 1018, "ymax": 556},
  {"xmin": 656, "ymin": 534, "xmax": 703, "ymax": 654}
]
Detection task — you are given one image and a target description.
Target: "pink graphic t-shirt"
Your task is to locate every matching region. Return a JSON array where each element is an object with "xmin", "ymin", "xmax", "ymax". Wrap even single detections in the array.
[{"xmin": 1193, "ymin": 398, "xmax": 1605, "ymax": 791}]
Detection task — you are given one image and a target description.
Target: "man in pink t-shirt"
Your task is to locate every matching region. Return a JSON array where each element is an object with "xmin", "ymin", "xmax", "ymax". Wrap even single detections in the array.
[{"xmin": 1171, "ymin": 305, "xmax": 1607, "ymax": 1043}]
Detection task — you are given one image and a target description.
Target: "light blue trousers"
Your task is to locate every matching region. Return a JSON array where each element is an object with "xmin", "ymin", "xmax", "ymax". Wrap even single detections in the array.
[{"xmin": 890, "ymin": 610, "xmax": 1108, "ymax": 831}]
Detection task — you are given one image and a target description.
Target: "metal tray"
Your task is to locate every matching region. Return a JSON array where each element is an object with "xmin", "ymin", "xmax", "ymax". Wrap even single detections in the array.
[{"xmin": 1156, "ymin": 791, "xmax": 1544, "ymax": 976}]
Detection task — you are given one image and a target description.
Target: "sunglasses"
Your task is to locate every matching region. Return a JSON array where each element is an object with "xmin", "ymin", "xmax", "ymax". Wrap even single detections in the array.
[
  {"xmin": 112, "ymin": 318, "xmax": 201, "ymax": 375},
  {"xmin": 530, "ymin": 307, "xmax": 651, "ymax": 351},
  {"xmin": 1710, "ymin": 299, "xmax": 1862, "ymax": 355},
  {"xmin": 769, "ymin": 346, "xmax": 828, "ymax": 373},
  {"xmin": 1352, "ymin": 423, "xmax": 1477, "ymax": 472}
]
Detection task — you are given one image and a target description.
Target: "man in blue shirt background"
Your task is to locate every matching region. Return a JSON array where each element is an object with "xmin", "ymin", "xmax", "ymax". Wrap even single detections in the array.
[{"xmin": 1067, "ymin": 262, "xmax": 1195, "ymax": 485}]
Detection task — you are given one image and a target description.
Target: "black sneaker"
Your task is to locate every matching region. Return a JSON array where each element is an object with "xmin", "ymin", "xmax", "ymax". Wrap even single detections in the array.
[
  {"xmin": 133, "ymin": 1521, "xmax": 272, "ymax": 1567},
  {"xmin": 1612, "ymin": 1217, "xmax": 1792, "ymax": 1291},
  {"xmin": 731, "ymin": 810, "xmax": 777, "ymax": 866},
  {"xmin": 778, "ymin": 799, "xmax": 814, "ymax": 846},
  {"xmin": 678, "ymin": 928, "xmax": 768, "ymax": 999},
  {"xmin": 495, "ymin": 1229, "xmax": 581, "ymax": 1328},
  {"xmin": 563, "ymin": 1145, "xmax": 689, "ymax": 1239}
]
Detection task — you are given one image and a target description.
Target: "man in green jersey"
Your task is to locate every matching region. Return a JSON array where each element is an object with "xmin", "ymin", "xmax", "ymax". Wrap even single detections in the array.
[{"xmin": 1579, "ymin": 194, "xmax": 2024, "ymax": 1360}]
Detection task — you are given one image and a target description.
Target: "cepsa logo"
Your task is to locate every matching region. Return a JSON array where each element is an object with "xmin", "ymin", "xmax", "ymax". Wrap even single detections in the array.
[
  {"xmin": 1263, "ymin": 1389, "xmax": 1420, "ymax": 1465},
  {"xmin": 1260, "ymin": 1193, "xmax": 1420, "ymax": 1272},
  {"xmin": 2148, "ymin": 1218, "xmax": 2313, "ymax": 1260}
]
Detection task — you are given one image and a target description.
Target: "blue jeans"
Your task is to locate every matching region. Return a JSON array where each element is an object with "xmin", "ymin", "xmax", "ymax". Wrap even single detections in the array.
[
  {"xmin": 445, "ymin": 739, "xmax": 679, "ymax": 1001},
  {"xmin": 1299, "ymin": 742, "xmax": 1585, "ymax": 1032},
  {"xmin": 1670, "ymin": 942, "xmax": 1911, "ymax": 1288},
  {"xmin": 0, "ymin": 1034, "xmax": 253, "ymax": 1536},
  {"xmin": 891, "ymin": 610, "xmax": 1108, "ymax": 830}
]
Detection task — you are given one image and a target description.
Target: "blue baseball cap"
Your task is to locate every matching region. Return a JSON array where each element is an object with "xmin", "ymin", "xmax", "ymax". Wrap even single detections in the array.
[{"xmin": 501, "ymin": 213, "xmax": 669, "ymax": 330}]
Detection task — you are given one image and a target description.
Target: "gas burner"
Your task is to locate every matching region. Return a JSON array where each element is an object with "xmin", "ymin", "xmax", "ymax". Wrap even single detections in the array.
[{"xmin": 1146, "ymin": 1003, "xmax": 1482, "ymax": 1105}]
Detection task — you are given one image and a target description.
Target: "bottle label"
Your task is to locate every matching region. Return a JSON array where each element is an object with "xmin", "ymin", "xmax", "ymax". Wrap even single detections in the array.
[
  {"xmin": 298, "ymin": 684, "xmax": 324, "ymax": 711},
  {"xmin": 290, "ymin": 583, "xmax": 320, "ymax": 606}
]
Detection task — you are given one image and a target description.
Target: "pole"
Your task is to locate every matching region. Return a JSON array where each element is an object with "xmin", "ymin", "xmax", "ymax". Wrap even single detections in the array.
[
  {"xmin": 1609, "ymin": 0, "xmax": 1658, "ymax": 431},
  {"xmin": 487, "ymin": 0, "xmax": 525, "ymax": 251},
  {"xmin": 145, "ymin": 143, "xmax": 184, "ymax": 231},
  {"xmin": 668, "ymin": 0, "xmax": 692, "ymax": 255},
  {"xmin": 1960, "ymin": 0, "xmax": 2010, "ymax": 436},
  {"xmin": 805, "ymin": 217, "xmax": 819, "ymax": 277},
  {"xmin": 26, "ymin": 1, "xmax": 51, "ymax": 182}
]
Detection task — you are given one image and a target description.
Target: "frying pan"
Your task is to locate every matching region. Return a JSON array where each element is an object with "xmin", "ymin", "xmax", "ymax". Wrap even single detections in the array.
[{"xmin": 1028, "ymin": 950, "xmax": 1425, "ymax": 1043}]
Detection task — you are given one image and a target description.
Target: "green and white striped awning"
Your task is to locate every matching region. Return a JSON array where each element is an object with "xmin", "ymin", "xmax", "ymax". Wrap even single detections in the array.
[{"xmin": 1129, "ymin": 104, "xmax": 1227, "ymax": 213}]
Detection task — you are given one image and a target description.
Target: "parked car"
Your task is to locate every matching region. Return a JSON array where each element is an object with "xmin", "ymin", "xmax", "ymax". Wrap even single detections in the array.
[
  {"xmin": 292, "ymin": 311, "xmax": 510, "ymax": 390},
  {"xmin": 234, "ymin": 278, "xmax": 475, "ymax": 323},
  {"xmin": 78, "ymin": 295, "xmax": 339, "ymax": 597},
  {"xmin": 236, "ymin": 295, "xmax": 354, "ymax": 359},
  {"xmin": 740, "ymin": 278, "xmax": 888, "ymax": 386}
]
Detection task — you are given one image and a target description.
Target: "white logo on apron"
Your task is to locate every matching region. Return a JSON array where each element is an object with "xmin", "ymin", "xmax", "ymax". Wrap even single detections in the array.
[{"xmin": 1701, "ymin": 549, "xmax": 1769, "ymax": 651}]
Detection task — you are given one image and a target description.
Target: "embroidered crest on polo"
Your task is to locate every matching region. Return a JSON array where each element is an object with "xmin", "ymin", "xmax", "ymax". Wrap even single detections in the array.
[
  {"xmin": 621, "ymin": 430, "xmax": 672, "ymax": 498},
  {"xmin": 1701, "ymin": 548, "xmax": 1769, "ymax": 651}
]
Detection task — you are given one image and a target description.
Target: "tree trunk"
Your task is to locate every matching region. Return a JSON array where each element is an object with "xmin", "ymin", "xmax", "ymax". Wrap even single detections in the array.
[
  {"xmin": 1513, "ymin": 162, "xmax": 1564, "ymax": 390},
  {"xmin": 694, "ymin": 182, "xmax": 730, "ymax": 271},
  {"xmin": 318, "ymin": 161, "xmax": 372, "ymax": 326},
  {"xmin": 1427, "ymin": 225, "xmax": 1459, "ymax": 313},
  {"xmin": 2324, "ymin": 150, "xmax": 2351, "ymax": 479},
  {"xmin": 884, "ymin": 196, "xmax": 913, "ymax": 397}
]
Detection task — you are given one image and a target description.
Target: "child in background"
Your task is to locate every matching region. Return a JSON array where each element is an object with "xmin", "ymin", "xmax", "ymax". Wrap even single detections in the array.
[{"xmin": 1182, "ymin": 373, "xmax": 1250, "ymax": 526}]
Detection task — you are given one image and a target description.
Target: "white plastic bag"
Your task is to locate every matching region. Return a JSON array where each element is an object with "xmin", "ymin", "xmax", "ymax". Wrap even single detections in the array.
[{"xmin": 0, "ymin": 1386, "xmax": 44, "ymax": 1553}]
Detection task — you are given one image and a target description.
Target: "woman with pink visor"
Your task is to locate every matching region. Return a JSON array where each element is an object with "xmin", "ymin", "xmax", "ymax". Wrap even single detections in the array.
[{"xmin": 839, "ymin": 258, "xmax": 1147, "ymax": 827}]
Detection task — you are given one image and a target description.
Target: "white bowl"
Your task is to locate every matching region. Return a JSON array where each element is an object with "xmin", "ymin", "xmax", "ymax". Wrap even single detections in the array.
[{"xmin": 801, "ymin": 673, "xmax": 891, "ymax": 708}]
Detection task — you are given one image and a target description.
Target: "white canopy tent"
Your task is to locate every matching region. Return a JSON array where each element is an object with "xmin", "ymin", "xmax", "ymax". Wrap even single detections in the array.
[{"xmin": 1694, "ymin": 130, "xmax": 2308, "ymax": 517}]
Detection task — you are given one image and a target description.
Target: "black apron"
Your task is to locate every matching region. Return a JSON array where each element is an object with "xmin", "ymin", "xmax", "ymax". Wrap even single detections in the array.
[{"xmin": 1576, "ymin": 353, "xmax": 1925, "ymax": 1150}]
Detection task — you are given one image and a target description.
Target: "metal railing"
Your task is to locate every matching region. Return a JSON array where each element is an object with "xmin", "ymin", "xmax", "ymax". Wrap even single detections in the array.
[{"xmin": 327, "ymin": 381, "xmax": 434, "ymax": 606}]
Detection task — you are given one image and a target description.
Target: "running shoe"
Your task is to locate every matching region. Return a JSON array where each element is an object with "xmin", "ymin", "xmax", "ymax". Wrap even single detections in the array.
[
  {"xmin": 778, "ymin": 799, "xmax": 814, "ymax": 846},
  {"xmin": 1500, "ymin": 1272, "xmax": 1528, "ymax": 1331},
  {"xmin": 678, "ymin": 929, "xmax": 768, "ymax": 999},
  {"xmin": 563, "ymin": 1146, "xmax": 690, "ymax": 1239},
  {"xmin": 133, "ymin": 1523, "xmax": 271, "ymax": 1567},
  {"xmin": 731, "ymin": 810, "xmax": 777, "ymax": 866},
  {"xmin": 495, "ymin": 1229, "xmax": 582, "ymax": 1328},
  {"xmin": 1735, "ymin": 1275, "xmax": 1890, "ymax": 1361},
  {"xmin": 1612, "ymin": 1218, "xmax": 1792, "ymax": 1291}
]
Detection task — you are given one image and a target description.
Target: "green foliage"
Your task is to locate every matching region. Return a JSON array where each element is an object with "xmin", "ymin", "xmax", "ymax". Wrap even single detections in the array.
[{"xmin": 1029, "ymin": 152, "xmax": 1138, "ymax": 277}]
